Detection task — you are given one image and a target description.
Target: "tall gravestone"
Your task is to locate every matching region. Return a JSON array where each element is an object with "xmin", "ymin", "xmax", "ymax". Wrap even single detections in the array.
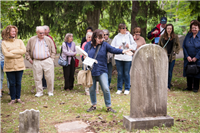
[
  {"xmin": 19, "ymin": 109, "xmax": 40, "ymax": 133},
  {"xmin": 123, "ymin": 44, "xmax": 174, "ymax": 131}
]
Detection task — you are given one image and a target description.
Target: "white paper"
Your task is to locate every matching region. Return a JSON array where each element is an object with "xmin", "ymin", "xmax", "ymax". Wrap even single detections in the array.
[
  {"xmin": 76, "ymin": 46, "xmax": 88, "ymax": 56},
  {"xmin": 82, "ymin": 57, "xmax": 98, "ymax": 68}
]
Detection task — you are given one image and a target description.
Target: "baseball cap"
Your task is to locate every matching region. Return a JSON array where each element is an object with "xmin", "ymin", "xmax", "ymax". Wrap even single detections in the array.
[{"xmin": 160, "ymin": 17, "xmax": 167, "ymax": 24}]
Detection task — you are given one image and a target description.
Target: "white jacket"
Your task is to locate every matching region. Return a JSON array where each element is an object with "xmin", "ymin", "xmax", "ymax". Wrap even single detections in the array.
[{"xmin": 111, "ymin": 32, "xmax": 137, "ymax": 61}]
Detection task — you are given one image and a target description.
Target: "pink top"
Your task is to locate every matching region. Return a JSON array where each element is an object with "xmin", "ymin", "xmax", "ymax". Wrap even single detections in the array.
[{"xmin": 80, "ymin": 41, "xmax": 88, "ymax": 58}]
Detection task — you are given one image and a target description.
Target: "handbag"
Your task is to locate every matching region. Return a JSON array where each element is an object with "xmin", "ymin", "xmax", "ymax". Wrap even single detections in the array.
[
  {"xmin": 77, "ymin": 44, "xmax": 101, "ymax": 87},
  {"xmin": 75, "ymin": 58, "xmax": 79, "ymax": 67},
  {"xmin": 186, "ymin": 63, "xmax": 200, "ymax": 75},
  {"xmin": 77, "ymin": 70, "xmax": 93, "ymax": 87},
  {"xmin": 58, "ymin": 45, "xmax": 68, "ymax": 67}
]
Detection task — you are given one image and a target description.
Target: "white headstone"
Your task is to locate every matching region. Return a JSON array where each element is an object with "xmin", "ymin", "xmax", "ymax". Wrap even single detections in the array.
[
  {"xmin": 123, "ymin": 44, "xmax": 174, "ymax": 130},
  {"xmin": 19, "ymin": 109, "xmax": 40, "ymax": 133}
]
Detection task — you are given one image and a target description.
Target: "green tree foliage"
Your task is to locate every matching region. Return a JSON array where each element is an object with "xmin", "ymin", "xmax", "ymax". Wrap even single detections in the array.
[
  {"xmin": 1, "ymin": 1, "xmax": 29, "ymax": 29},
  {"xmin": 132, "ymin": 1, "xmax": 165, "ymax": 40},
  {"xmin": 189, "ymin": 1, "xmax": 200, "ymax": 21},
  {"xmin": 11, "ymin": 1, "xmax": 108, "ymax": 39},
  {"xmin": 99, "ymin": 1, "xmax": 132, "ymax": 38}
]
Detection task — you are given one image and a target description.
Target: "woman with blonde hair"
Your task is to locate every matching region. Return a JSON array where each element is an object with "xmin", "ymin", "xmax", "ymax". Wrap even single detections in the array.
[
  {"xmin": 2, "ymin": 25, "xmax": 26, "ymax": 105},
  {"xmin": 61, "ymin": 33, "xmax": 77, "ymax": 91},
  {"xmin": 111, "ymin": 23, "xmax": 137, "ymax": 95}
]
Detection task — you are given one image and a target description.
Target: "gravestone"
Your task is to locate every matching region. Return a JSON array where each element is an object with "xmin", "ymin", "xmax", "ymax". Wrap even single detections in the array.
[
  {"xmin": 123, "ymin": 44, "xmax": 174, "ymax": 131},
  {"xmin": 55, "ymin": 121, "xmax": 89, "ymax": 133},
  {"xmin": 19, "ymin": 109, "xmax": 40, "ymax": 133}
]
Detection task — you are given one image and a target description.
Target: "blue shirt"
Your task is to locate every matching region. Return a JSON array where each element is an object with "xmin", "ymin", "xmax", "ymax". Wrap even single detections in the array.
[
  {"xmin": 183, "ymin": 31, "xmax": 200, "ymax": 78},
  {"xmin": 84, "ymin": 41, "xmax": 123, "ymax": 76}
]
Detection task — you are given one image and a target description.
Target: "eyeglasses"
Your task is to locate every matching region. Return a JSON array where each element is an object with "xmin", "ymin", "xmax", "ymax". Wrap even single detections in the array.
[
  {"xmin": 121, "ymin": 27, "xmax": 126, "ymax": 29},
  {"xmin": 192, "ymin": 28, "xmax": 198, "ymax": 30},
  {"xmin": 104, "ymin": 34, "xmax": 109, "ymax": 36},
  {"xmin": 39, "ymin": 32, "xmax": 44, "ymax": 35}
]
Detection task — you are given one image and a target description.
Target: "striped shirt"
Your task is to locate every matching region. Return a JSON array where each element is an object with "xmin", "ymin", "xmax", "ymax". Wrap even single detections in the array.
[{"xmin": 33, "ymin": 38, "xmax": 50, "ymax": 59}]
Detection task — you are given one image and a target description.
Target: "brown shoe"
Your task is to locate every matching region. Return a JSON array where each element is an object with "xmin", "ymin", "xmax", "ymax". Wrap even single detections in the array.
[{"xmin": 8, "ymin": 100, "xmax": 15, "ymax": 105}]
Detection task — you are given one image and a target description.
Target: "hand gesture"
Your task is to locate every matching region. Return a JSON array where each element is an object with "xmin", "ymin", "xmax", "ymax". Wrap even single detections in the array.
[
  {"xmin": 192, "ymin": 57, "xmax": 197, "ymax": 62},
  {"xmin": 125, "ymin": 43, "xmax": 129, "ymax": 48},
  {"xmin": 29, "ymin": 59, "xmax": 33, "ymax": 64},
  {"xmin": 187, "ymin": 56, "xmax": 192, "ymax": 62},
  {"xmin": 152, "ymin": 30, "xmax": 159, "ymax": 35}
]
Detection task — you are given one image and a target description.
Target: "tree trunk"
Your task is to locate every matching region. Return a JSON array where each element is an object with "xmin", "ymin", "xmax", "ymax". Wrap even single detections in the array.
[
  {"xmin": 87, "ymin": 9, "xmax": 100, "ymax": 31},
  {"xmin": 198, "ymin": 15, "xmax": 200, "ymax": 22},
  {"xmin": 131, "ymin": 1, "xmax": 148, "ymax": 39},
  {"xmin": 131, "ymin": 1, "xmax": 139, "ymax": 35},
  {"xmin": 176, "ymin": 0, "xmax": 180, "ymax": 22},
  {"xmin": 141, "ymin": 3, "xmax": 148, "ymax": 39}
]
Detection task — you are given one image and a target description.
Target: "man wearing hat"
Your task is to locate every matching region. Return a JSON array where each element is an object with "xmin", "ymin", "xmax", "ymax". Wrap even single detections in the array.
[{"xmin": 147, "ymin": 17, "xmax": 167, "ymax": 44}]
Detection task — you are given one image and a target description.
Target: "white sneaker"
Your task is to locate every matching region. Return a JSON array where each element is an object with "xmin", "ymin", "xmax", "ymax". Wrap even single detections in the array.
[
  {"xmin": 124, "ymin": 90, "xmax": 130, "ymax": 95},
  {"xmin": 35, "ymin": 93, "xmax": 43, "ymax": 97},
  {"xmin": 48, "ymin": 93, "xmax": 53, "ymax": 96},
  {"xmin": 116, "ymin": 90, "xmax": 122, "ymax": 94}
]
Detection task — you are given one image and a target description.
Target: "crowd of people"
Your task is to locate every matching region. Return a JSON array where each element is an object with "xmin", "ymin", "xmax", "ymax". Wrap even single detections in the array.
[{"xmin": 1, "ymin": 17, "xmax": 200, "ymax": 113}]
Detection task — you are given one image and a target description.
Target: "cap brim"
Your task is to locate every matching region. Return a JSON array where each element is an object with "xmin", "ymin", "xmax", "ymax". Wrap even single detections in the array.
[{"xmin": 160, "ymin": 22, "xmax": 166, "ymax": 24}]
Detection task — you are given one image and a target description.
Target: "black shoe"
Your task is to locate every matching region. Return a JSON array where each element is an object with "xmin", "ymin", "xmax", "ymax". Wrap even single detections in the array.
[
  {"xmin": 106, "ymin": 107, "xmax": 117, "ymax": 113},
  {"xmin": 87, "ymin": 106, "xmax": 96, "ymax": 112},
  {"xmin": 193, "ymin": 90, "xmax": 198, "ymax": 93},
  {"xmin": 183, "ymin": 88, "xmax": 192, "ymax": 91}
]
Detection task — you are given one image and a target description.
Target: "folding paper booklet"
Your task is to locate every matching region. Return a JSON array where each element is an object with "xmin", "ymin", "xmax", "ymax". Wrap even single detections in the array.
[
  {"xmin": 76, "ymin": 46, "xmax": 88, "ymax": 56},
  {"xmin": 82, "ymin": 57, "xmax": 98, "ymax": 69}
]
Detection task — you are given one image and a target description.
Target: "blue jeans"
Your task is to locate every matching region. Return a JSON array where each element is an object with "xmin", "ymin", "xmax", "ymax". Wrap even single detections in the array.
[
  {"xmin": 115, "ymin": 60, "xmax": 132, "ymax": 91},
  {"xmin": 1, "ymin": 65, "xmax": 4, "ymax": 90},
  {"xmin": 1, "ymin": 61, "xmax": 9, "ymax": 90},
  {"xmin": 168, "ymin": 60, "xmax": 175, "ymax": 89},
  {"xmin": 89, "ymin": 73, "xmax": 111, "ymax": 107},
  {"xmin": 6, "ymin": 70, "xmax": 23, "ymax": 100},
  {"xmin": 107, "ymin": 62, "xmax": 113, "ymax": 87}
]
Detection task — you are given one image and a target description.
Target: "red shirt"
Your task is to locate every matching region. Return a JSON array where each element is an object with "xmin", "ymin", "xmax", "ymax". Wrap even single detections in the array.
[{"xmin": 47, "ymin": 35, "xmax": 57, "ymax": 53}]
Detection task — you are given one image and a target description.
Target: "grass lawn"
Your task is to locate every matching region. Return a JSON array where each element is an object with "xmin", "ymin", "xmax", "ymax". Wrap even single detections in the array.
[{"xmin": 1, "ymin": 59, "xmax": 200, "ymax": 133}]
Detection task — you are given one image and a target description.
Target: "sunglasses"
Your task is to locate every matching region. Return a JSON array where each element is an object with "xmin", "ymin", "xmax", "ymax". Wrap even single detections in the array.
[
  {"xmin": 104, "ymin": 34, "xmax": 109, "ymax": 36},
  {"xmin": 121, "ymin": 27, "xmax": 126, "ymax": 29}
]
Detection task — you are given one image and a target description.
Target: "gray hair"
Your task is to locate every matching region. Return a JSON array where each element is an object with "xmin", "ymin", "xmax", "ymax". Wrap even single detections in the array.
[
  {"xmin": 103, "ymin": 29, "xmax": 109, "ymax": 36},
  {"xmin": 64, "ymin": 33, "xmax": 73, "ymax": 42},
  {"xmin": 86, "ymin": 32, "xmax": 93, "ymax": 40},
  {"xmin": 43, "ymin": 25, "xmax": 49, "ymax": 30},
  {"xmin": 36, "ymin": 26, "xmax": 44, "ymax": 32}
]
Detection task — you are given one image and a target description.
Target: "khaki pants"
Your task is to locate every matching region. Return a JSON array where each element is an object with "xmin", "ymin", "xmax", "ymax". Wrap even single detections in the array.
[{"xmin": 33, "ymin": 58, "xmax": 54, "ymax": 95}]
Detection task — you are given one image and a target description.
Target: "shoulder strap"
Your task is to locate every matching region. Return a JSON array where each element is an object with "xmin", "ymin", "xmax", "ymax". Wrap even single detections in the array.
[
  {"xmin": 87, "ymin": 43, "xmax": 101, "ymax": 59},
  {"xmin": 93, "ymin": 45, "xmax": 101, "ymax": 59},
  {"xmin": 163, "ymin": 37, "xmax": 171, "ymax": 49},
  {"xmin": 158, "ymin": 28, "xmax": 165, "ymax": 37}
]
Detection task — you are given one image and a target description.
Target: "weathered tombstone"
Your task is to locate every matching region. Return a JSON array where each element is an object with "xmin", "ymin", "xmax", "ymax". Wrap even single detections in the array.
[
  {"xmin": 19, "ymin": 109, "xmax": 40, "ymax": 133},
  {"xmin": 123, "ymin": 44, "xmax": 174, "ymax": 131},
  {"xmin": 55, "ymin": 121, "xmax": 89, "ymax": 133}
]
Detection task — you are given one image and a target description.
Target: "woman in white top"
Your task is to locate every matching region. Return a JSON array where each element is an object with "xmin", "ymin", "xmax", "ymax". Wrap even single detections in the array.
[{"xmin": 111, "ymin": 23, "xmax": 137, "ymax": 95}]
